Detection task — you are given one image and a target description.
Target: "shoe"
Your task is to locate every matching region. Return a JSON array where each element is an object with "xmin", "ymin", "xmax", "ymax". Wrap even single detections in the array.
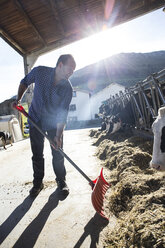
[
  {"xmin": 56, "ymin": 180, "xmax": 69, "ymax": 195},
  {"xmin": 29, "ymin": 183, "xmax": 44, "ymax": 197}
]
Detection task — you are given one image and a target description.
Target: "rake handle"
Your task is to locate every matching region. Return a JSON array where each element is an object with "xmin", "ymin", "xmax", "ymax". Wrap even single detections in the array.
[
  {"xmin": 14, "ymin": 104, "xmax": 94, "ymax": 187},
  {"xmin": 58, "ymin": 148, "xmax": 94, "ymax": 185}
]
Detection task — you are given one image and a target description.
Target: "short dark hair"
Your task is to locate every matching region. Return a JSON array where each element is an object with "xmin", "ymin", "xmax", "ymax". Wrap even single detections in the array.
[{"xmin": 56, "ymin": 54, "xmax": 76, "ymax": 67}]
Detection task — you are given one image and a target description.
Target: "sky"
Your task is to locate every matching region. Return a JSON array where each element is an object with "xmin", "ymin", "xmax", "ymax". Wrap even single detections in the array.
[{"xmin": 0, "ymin": 8, "xmax": 165, "ymax": 103}]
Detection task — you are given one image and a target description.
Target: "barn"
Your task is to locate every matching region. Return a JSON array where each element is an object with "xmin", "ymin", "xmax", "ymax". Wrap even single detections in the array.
[{"xmin": 0, "ymin": 1, "xmax": 165, "ymax": 247}]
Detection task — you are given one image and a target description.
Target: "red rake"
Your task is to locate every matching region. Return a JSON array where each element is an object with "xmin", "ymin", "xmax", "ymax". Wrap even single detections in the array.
[{"xmin": 14, "ymin": 104, "xmax": 111, "ymax": 220}]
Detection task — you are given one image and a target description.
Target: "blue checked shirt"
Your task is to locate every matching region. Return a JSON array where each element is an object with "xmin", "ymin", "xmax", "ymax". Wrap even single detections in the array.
[{"xmin": 21, "ymin": 66, "xmax": 73, "ymax": 130}]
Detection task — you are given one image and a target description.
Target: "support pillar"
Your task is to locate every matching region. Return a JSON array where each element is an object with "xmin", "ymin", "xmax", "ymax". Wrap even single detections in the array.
[{"xmin": 23, "ymin": 54, "xmax": 38, "ymax": 107}]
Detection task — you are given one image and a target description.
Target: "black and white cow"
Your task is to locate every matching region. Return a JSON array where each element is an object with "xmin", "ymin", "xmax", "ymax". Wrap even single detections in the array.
[
  {"xmin": 0, "ymin": 131, "xmax": 13, "ymax": 150},
  {"xmin": 99, "ymin": 100, "xmax": 136, "ymax": 134},
  {"xmin": 106, "ymin": 115, "xmax": 122, "ymax": 134},
  {"xmin": 150, "ymin": 106, "xmax": 165, "ymax": 171}
]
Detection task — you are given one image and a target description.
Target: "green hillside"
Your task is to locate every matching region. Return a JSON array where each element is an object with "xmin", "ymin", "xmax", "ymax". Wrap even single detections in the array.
[{"xmin": 70, "ymin": 51, "xmax": 165, "ymax": 93}]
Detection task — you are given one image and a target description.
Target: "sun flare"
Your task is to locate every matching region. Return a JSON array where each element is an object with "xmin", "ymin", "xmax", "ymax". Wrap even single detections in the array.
[{"xmin": 74, "ymin": 28, "xmax": 122, "ymax": 68}]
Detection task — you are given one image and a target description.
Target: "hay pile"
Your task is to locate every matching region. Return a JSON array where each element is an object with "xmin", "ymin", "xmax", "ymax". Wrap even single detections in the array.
[{"xmin": 90, "ymin": 129, "xmax": 165, "ymax": 248}]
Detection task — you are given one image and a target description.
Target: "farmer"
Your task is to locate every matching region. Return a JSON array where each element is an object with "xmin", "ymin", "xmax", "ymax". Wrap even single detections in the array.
[{"xmin": 13, "ymin": 54, "xmax": 76, "ymax": 197}]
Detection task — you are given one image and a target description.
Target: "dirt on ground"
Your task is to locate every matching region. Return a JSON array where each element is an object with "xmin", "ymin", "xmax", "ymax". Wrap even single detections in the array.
[{"xmin": 90, "ymin": 128, "xmax": 165, "ymax": 248}]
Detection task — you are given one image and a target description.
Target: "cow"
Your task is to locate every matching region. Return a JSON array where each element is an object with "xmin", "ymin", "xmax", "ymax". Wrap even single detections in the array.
[
  {"xmin": 98, "ymin": 100, "xmax": 136, "ymax": 134},
  {"xmin": 0, "ymin": 131, "xmax": 13, "ymax": 150},
  {"xmin": 106, "ymin": 115, "xmax": 122, "ymax": 134},
  {"xmin": 150, "ymin": 106, "xmax": 165, "ymax": 171}
]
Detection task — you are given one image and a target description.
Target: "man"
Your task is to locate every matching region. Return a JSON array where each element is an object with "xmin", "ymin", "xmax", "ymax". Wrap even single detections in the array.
[{"xmin": 14, "ymin": 54, "xmax": 76, "ymax": 197}]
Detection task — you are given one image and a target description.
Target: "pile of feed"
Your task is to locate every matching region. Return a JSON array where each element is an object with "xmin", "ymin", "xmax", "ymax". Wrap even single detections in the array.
[{"xmin": 90, "ymin": 129, "xmax": 165, "ymax": 248}]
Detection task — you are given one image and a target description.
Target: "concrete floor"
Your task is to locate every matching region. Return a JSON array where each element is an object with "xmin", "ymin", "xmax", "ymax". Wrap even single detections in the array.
[{"xmin": 0, "ymin": 128, "xmax": 112, "ymax": 248}]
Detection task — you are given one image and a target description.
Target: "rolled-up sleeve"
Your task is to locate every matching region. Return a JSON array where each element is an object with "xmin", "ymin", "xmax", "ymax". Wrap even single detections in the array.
[{"xmin": 20, "ymin": 67, "xmax": 38, "ymax": 87}]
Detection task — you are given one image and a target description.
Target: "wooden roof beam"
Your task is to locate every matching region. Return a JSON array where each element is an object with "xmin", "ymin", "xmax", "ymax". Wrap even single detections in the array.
[
  {"xmin": 76, "ymin": 0, "xmax": 99, "ymax": 33},
  {"xmin": 48, "ymin": 0, "xmax": 66, "ymax": 35},
  {"xmin": 115, "ymin": 0, "xmax": 164, "ymax": 26},
  {"xmin": 14, "ymin": 0, "xmax": 47, "ymax": 46},
  {"xmin": 0, "ymin": 26, "xmax": 25, "ymax": 55},
  {"xmin": 0, "ymin": 0, "xmax": 9, "ymax": 7}
]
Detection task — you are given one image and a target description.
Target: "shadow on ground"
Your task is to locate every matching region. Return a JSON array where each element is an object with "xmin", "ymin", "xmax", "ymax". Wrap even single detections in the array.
[
  {"xmin": 73, "ymin": 213, "xmax": 109, "ymax": 248},
  {"xmin": 12, "ymin": 189, "xmax": 66, "ymax": 248},
  {"xmin": 0, "ymin": 195, "xmax": 35, "ymax": 245},
  {"xmin": 0, "ymin": 189, "xmax": 68, "ymax": 248}
]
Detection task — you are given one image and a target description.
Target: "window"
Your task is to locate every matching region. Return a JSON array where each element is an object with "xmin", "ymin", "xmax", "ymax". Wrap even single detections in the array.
[
  {"xmin": 73, "ymin": 91, "xmax": 77, "ymax": 97},
  {"xmin": 68, "ymin": 116, "xmax": 77, "ymax": 122},
  {"xmin": 69, "ymin": 104, "xmax": 76, "ymax": 111}
]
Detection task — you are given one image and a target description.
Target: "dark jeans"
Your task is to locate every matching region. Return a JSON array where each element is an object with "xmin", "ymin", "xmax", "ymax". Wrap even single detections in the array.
[{"xmin": 29, "ymin": 124, "xmax": 66, "ymax": 186}]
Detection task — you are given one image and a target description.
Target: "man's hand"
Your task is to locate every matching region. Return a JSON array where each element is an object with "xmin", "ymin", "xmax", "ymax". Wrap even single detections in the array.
[
  {"xmin": 53, "ymin": 136, "xmax": 62, "ymax": 150},
  {"xmin": 12, "ymin": 84, "xmax": 27, "ymax": 109},
  {"xmin": 12, "ymin": 99, "xmax": 21, "ymax": 109}
]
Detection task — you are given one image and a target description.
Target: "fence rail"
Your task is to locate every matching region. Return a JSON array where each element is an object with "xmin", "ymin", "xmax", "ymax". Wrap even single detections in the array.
[{"xmin": 99, "ymin": 68, "xmax": 165, "ymax": 131}]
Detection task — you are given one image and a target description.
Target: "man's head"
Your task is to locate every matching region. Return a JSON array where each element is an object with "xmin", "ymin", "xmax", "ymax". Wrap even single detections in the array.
[{"xmin": 56, "ymin": 54, "xmax": 76, "ymax": 80}]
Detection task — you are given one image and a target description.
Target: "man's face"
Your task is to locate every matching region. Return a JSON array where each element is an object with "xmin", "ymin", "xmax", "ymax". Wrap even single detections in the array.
[{"xmin": 60, "ymin": 58, "xmax": 76, "ymax": 79}]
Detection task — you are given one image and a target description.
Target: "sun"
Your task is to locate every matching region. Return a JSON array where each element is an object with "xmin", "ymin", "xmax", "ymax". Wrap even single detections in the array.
[
  {"xmin": 35, "ymin": 22, "xmax": 131, "ymax": 71},
  {"xmin": 71, "ymin": 27, "xmax": 123, "ymax": 69}
]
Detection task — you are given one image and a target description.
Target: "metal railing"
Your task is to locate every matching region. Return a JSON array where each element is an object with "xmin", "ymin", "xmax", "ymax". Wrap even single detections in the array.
[{"xmin": 99, "ymin": 68, "xmax": 165, "ymax": 131}]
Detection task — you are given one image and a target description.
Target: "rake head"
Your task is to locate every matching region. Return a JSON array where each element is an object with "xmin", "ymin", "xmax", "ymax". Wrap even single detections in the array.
[{"xmin": 91, "ymin": 168, "xmax": 110, "ymax": 220}]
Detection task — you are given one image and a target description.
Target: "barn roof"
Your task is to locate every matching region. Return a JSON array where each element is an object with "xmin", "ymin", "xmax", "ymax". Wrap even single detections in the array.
[{"xmin": 0, "ymin": 0, "xmax": 164, "ymax": 71}]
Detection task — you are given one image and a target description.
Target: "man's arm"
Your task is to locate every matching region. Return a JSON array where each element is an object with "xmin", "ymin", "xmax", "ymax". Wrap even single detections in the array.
[
  {"xmin": 56, "ymin": 123, "xmax": 65, "ymax": 138},
  {"xmin": 54, "ymin": 85, "xmax": 73, "ymax": 148},
  {"xmin": 54, "ymin": 123, "xmax": 65, "ymax": 149},
  {"xmin": 16, "ymin": 83, "xmax": 27, "ymax": 104},
  {"xmin": 15, "ymin": 67, "xmax": 38, "ymax": 104}
]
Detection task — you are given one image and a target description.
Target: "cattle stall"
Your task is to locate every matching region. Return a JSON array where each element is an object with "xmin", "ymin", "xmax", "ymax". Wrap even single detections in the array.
[{"xmin": 99, "ymin": 68, "xmax": 165, "ymax": 133}]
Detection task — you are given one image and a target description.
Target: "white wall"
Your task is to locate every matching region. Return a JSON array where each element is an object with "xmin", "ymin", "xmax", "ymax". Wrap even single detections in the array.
[
  {"xmin": 0, "ymin": 115, "xmax": 23, "ymax": 142},
  {"xmin": 68, "ymin": 84, "xmax": 125, "ymax": 121},
  {"xmin": 68, "ymin": 90, "xmax": 91, "ymax": 121},
  {"xmin": 90, "ymin": 83, "xmax": 125, "ymax": 119}
]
